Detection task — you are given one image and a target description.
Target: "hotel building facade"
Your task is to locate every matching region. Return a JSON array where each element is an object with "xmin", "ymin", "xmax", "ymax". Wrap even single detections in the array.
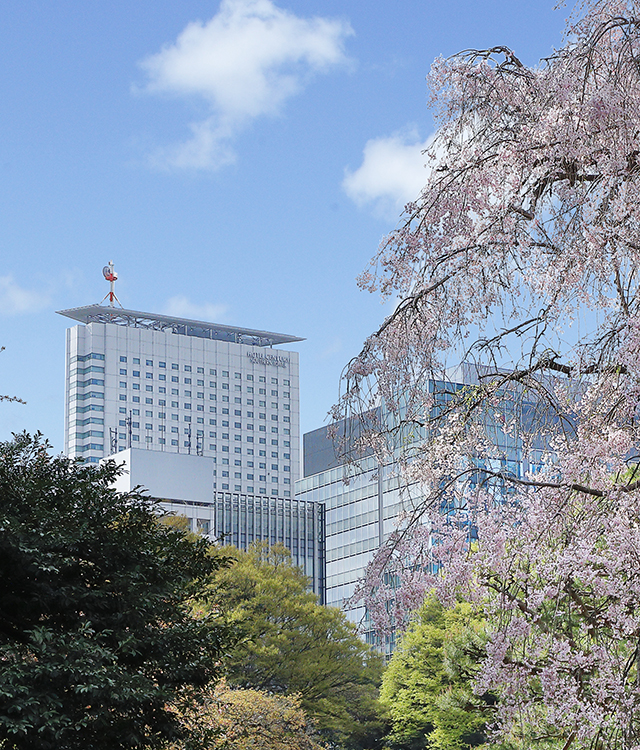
[{"xmin": 58, "ymin": 304, "xmax": 302, "ymax": 500}]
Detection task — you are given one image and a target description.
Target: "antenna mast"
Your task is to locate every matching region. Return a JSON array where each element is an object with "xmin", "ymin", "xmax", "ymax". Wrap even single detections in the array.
[{"xmin": 101, "ymin": 261, "xmax": 122, "ymax": 308}]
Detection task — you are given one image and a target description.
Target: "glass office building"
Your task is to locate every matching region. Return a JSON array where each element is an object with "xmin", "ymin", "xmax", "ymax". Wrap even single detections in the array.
[
  {"xmin": 111, "ymin": 447, "xmax": 325, "ymax": 597},
  {"xmin": 296, "ymin": 363, "xmax": 550, "ymax": 652}
]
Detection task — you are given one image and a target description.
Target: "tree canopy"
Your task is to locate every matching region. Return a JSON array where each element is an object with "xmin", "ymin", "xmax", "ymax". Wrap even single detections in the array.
[
  {"xmin": 0, "ymin": 433, "xmax": 232, "ymax": 750},
  {"xmin": 336, "ymin": 0, "xmax": 640, "ymax": 746},
  {"xmin": 166, "ymin": 680, "xmax": 326, "ymax": 750},
  {"xmin": 380, "ymin": 596, "xmax": 490, "ymax": 750},
  {"xmin": 204, "ymin": 543, "xmax": 385, "ymax": 750}
]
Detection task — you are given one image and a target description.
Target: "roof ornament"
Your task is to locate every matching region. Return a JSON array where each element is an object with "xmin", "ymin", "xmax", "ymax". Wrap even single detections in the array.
[{"xmin": 100, "ymin": 261, "xmax": 122, "ymax": 308}]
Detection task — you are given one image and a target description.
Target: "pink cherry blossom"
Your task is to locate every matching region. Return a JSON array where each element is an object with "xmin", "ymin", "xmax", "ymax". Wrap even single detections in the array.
[{"xmin": 339, "ymin": 1, "xmax": 640, "ymax": 745}]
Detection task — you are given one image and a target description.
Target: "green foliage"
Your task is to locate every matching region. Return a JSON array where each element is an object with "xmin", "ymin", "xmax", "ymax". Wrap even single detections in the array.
[
  {"xmin": 205, "ymin": 542, "xmax": 386, "ymax": 750},
  {"xmin": 0, "ymin": 433, "xmax": 233, "ymax": 750},
  {"xmin": 380, "ymin": 595, "xmax": 492, "ymax": 750}
]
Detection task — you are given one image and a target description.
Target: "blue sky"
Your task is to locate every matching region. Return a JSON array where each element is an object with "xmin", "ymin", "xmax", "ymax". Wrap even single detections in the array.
[{"xmin": 0, "ymin": 0, "xmax": 566, "ymax": 451}]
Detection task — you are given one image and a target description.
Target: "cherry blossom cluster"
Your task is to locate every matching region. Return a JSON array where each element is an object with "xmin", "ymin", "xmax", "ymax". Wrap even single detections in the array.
[{"xmin": 339, "ymin": 1, "xmax": 640, "ymax": 745}]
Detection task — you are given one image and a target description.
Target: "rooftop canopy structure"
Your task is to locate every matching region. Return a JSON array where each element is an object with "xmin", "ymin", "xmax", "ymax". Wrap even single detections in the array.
[{"xmin": 56, "ymin": 304, "xmax": 304, "ymax": 348}]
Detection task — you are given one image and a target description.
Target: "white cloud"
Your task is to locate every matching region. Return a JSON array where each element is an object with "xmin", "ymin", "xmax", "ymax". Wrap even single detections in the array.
[
  {"xmin": 343, "ymin": 130, "xmax": 434, "ymax": 220},
  {"xmin": 164, "ymin": 295, "xmax": 228, "ymax": 322},
  {"xmin": 0, "ymin": 276, "xmax": 49, "ymax": 316},
  {"xmin": 139, "ymin": 0, "xmax": 353, "ymax": 170}
]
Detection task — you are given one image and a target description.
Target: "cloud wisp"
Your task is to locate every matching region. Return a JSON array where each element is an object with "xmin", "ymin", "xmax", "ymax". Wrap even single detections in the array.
[
  {"xmin": 343, "ymin": 130, "xmax": 434, "ymax": 221},
  {"xmin": 138, "ymin": 0, "xmax": 353, "ymax": 170},
  {"xmin": 164, "ymin": 295, "xmax": 229, "ymax": 322},
  {"xmin": 0, "ymin": 276, "xmax": 50, "ymax": 316}
]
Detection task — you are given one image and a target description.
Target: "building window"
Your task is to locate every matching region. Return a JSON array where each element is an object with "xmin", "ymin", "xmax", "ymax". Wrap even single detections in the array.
[
  {"xmin": 119, "ymin": 395, "xmax": 127, "ymax": 401},
  {"xmin": 119, "ymin": 382, "xmax": 126, "ymax": 388},
  {"xmin": 184, "ymin": 403, "xmax": 191, "ymax": 409},
  {"xmin": 132, "ymin": 396, "xmax": 140, "ymax": 403},
  {"xmin": 209, "ymin": 444, "xmax": 216, "ymax": 450},
  {"xmin": 271, "ymin": 378, "xmax": 278, "ymax": 384},
  {"xmin": 133, "ymin": 383, "xmax": 140, "ymax": 391},
  {"xmin": 222, "ymin": 383, "xmax": 229, "ymax": 390},
  {"xmin": 145, "ymin": 398, "xmax": 153, "ymax": 405},
  {"xmin": 120, "ymin": 356, "xmax": 127, "ymax": 363},
  {"xmin": 197, "ymin": 367, "xmax": 204, "ymax": 374},
  {"xmin": 159, "ymin": 374, "xmax": 166, "ymax": 381},
  {"xmin": 171, "ymin": 439, "xmax": 178, "ymax": 446},
  {"xmin": 146, "ymin": 372, "xmax": 153, "ymax": 379},
  {"xmin": 159, "ymin": 361, "xmax": 166, "ymax": 368},
  {"xmin": 184, "ymin": 378, "xmax": 192, "ymax": 385},
  {"xmin": 271, "ymin": 427, "xmax": 278, "ymax": 434},
  {"xmin": 210, "ymin": 369, "xmax": 217, "ymax": 375},
  {"xmin": 184, "ymin": 416, "xmax": 191, "ymax": 422},
  {"xmin": 145, "ymin": 423, "xmax": 152, "ymax": 430},
  {"xmin": 146, "ymin": 385, "xmax": 153, "ymax": 392},
  {"xmin": 184, "ymin": 365, "xmax": 192, "ymax": 372}
]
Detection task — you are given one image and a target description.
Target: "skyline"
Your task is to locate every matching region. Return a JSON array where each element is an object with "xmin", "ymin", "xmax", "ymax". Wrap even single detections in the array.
[{"xmin": 0, "ymin": 0, "xmax": 568, "ymax": 452}]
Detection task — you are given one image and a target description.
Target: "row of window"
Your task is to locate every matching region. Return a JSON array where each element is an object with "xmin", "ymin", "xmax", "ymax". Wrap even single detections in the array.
[
  {"xmin": 116, "ymin": 370, "xmax": 290, "ymax": 396},
  {"xmin": 116, "ymin": 357, "xmax": 290, "ymax": 386}
]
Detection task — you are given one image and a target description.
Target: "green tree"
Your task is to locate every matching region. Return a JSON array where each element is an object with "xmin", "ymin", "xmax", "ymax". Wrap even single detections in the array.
[
  {"xmin": 0, "ymin": 433, "xmax": 232, "ymax": 750},
  {"xmin": 380, "ymin": 596, "xmax": 491, "ymax": 750},
  {"xmin": 205, "ymin": 542, "xmax": 385, "ymax": 750}
]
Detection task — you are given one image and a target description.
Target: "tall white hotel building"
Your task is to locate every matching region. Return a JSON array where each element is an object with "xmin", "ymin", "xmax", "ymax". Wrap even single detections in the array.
[{"xmin": 57, "ymin": 303, "xmax": 303, "ymax": 499}]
